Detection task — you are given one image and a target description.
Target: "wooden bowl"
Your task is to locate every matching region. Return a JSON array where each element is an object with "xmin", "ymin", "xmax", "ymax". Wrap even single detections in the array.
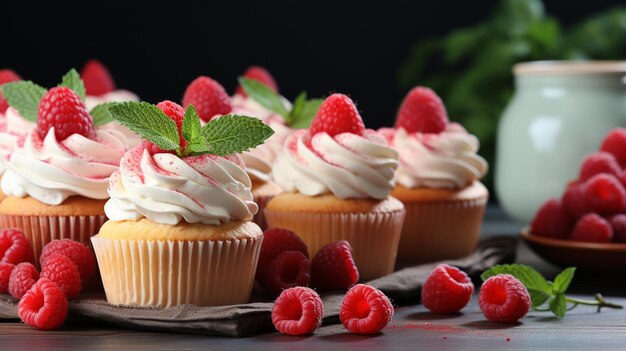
[{"xmin": 521, "ymin": 228, "xmax": 626, "ymax": 272}]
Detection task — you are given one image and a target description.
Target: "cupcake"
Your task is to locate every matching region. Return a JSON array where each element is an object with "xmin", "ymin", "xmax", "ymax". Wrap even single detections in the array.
[
  {"xmin": 380, "ymin": 86, "xmax": 489, "ymax": 265},
  {"xmin": 0, "ymin": 70, "xmax": 126, "ymax": 262},
  {"xmin": 264, "ymin": 93, "xmax": 405, "ymax": 281},
  {"xmin": 0, "ymin": 69, "xmax": 24, "ymax": 201},
  {"xmin": 81, "ymin": 60, "xmax": 141, "ymax": 148},
  {"xmin": 91, "ymin": 100, "xmax": 273, "ymax": 307}
]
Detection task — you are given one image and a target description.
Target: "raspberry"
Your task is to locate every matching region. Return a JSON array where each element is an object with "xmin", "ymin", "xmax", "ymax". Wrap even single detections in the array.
[
  {"xmin": 8, "ymin": 262, "xmax": 39, "ymax": 299},
  {"xmin": 18, "ymin": 278, "xmax": 68, "ymax": 330},
  {"xmin": 561, "ymin": 181, "xmax": 588, "ymax": 219},
  {"xmin": 479, "ymin": 274, "xmax": 530, "ymax": 323},
  {"xmin": 0, "ymin": 69, "xmax": 21, "ymax": 113},
  {"xmin": 263, "ymin": 251, "xmax": 311, "ymax": 297},
  {"xmin": 579, "ymin": 152, "xmax": 621, "ymax": 182},
  {"xmin": 143, "ymin": 100, "xmax": 186, "ymax": 155},
  {"xmin": 182, "ymin": 76, "xmax": 232, "ymax": 122},
  {"xmin": 609, "ymin": 214, "xmax": 626, "ymax": 243},
  {"xmin": 0, "ymin": 262, "xmax": 15, "ymax": 294},
  {"xmin": 37, "ymin": 87, "xmax": 93, "ymax": 141},
  {"xmin": 40, "ymin": 254, "xmax": 82, "ymax": 299},
  {"xmin": 530, "ymin": 199, "xmax": 572, "ymax": 240},
  {"xmin": 40, "ymin": 239, "xmax": 96, "ymax": 283},
  {"xmin": 235, "ymin": 66, "xmax": 279, "ymax": 97},
  {"xmin": 571, "ymin": 213, "xmax": 613, "ymax": 243},
  {"xmin": 421, "ymin": 264, "xmax": 474, "ymax": 314},
  {"xmin": 583, "ymin": 174, "xmax": 626, "ymax": 215},
  {"xmin": 395, "ymin": 86, "xmax": 449, "ymax": 134},
  {"xmin": 272, "ymin": 287, "xmax": 323, "ymax": 336},
  {"xmin": 600, "ymin": 129, "xmax": 626, "ymax": 168},
  {"xmin": 80, "ymin": 59, "xmax": 116, "ymax": 97},
  {"xmin": 311, "ymin": 240, "xmax": 359, "ymax": 291},
  {"xmin": 340, "ymin": 284, "xmax": 394, "ymax": 334},
  {"xmin": 310, "ymin": 94, "xmax": 365, "ymax": 137},
  {"xmin": 0, "ymin": 228, "xmax": 33, "ymax": 264},
  {"xmin": 256, "ymin": 228, "xmax": 308, "ymax": 284}
]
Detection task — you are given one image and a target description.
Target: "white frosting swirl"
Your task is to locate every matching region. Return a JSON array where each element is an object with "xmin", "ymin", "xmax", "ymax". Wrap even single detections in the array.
[
  {"xmin": 0, "ymin": 108, "xmax": 35, "ymax": 175},
  {"xmin": 87, "ymin": 90, "xmax": 142, "ymax": 148},
  {"xmin": 381, "ymin": 123, "xmax": 488, "ymax": 189},
  {"xmin": 105, "ymin": 147, "xmax": 258, "ymax": 225},
  {"xmin": 1, "ymin": 128, "xmax": 126, "ymax": 205},
  {"xmin": 273, "ymin": 129, "xmax": 399, "ymax": 200}
]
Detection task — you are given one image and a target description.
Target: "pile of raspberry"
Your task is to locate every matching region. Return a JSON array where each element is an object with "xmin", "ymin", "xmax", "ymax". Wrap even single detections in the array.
[
  {"xmin": 531, "ymin": 129, "xmax": 626, "ymax": 243},
  {"xmin": 0, "ymin": 229, "xmax": 96, "ymax": 330}
]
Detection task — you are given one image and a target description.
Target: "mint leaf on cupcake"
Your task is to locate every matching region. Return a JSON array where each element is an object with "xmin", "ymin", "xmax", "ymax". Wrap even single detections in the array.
[
  {"xmin": 289, "ymin": 93, "xmax": 323, "ymax": 129},
  {"xmin": 0, "ymin": 81, "xmax": 47, "ymax": 122},
  {"xmin": 201, "ymin": 114, "xmax": 274, "ymax": 156},
  {"xmin": 91, "ymin": 102, "xmax": 120, "ymax": 126},
  {"xmin": 58, "ymin": 68, "xmax": 86, "ymax": 101}
]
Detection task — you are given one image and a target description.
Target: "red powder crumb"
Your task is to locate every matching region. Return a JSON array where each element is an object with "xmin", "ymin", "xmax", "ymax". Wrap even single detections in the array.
[
  {"xmin": 507, "ymin": 337, "xmax": 511, "ymax": 342},
  {"xmin": 442, "ymin": 336, "xmax": 448, "ymax": 340}
]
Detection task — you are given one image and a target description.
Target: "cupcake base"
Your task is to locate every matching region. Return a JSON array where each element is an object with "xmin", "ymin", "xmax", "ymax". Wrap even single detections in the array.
[
  {"xmin": 264, "ymin": 193, "xmax": 405, "ymax": 281},
  {"xmin": 251, "ymin": 180, "xmax": 282, "ymax": 231},
  {"xmin": 392, "ymin": 181, "xmax": 488, "ymax": 265}
]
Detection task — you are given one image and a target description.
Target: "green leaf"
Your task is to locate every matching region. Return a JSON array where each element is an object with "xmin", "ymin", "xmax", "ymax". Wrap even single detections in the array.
[
  {"xmin": 552, "ymin": 267, "xmax": 576, "ymax": 294},
  {"xmin": 550, "ymin": 294, "xmax": 567, "ymax": 318},
  {"xmin": 182, "ymin": 105, "xmax": 202, "ymax": 144},
  {"xmin": 58, "ymin": 68, "xmax": 86, "ymax": 101},
  {"xmin": 239, "ymin": 77, "xmax": 289, "ymax": 117},
  {"xmin": 0, "ymin": 81, "xmax": 47, "ymax": 122},
  {"xmin": 91, "ymin": 102, "xmax": 120, "ymax": 126},
  {"xmin": 287, "ymin": 92, "xmax": 307, "ymax": 125},
  {"xmin": 107, "ymin": 101, "xmax": 181, "ymax": 151},
  {"xmin": 201, "ymin": 114, "xmax": 274, "ymax": 156},
  {"xmin": 186, "ymin": 141, "xmax": 211, "ymax": 154},
  {"xmin": 291, "ymin": 98, "xmax": 323, "ymax": 129},
  {"xmin": 527, "ymin": 288, "xmax": 551, "ymax": 308},
  {"xmin": 481, "ymin": 264, "xmax": 552, "ymax": 306}
]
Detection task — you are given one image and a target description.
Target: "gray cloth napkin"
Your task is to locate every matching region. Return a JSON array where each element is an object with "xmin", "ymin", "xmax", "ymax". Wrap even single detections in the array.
[{"xmin": 0, "ymin": 236, "xmax": 516, "ymax": 337}]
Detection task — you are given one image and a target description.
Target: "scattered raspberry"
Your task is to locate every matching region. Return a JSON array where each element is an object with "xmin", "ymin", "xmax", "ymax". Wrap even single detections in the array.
[
  {"xmin": 40, "ymin": 254, "xmax": 82, "ymax": 299},
  {"xmin": 8, "ymin": 262, "xmax": 39, "ymax": 299},
  {"xmin": 561, "ymin": 181, "xmax": 588, "ymax": 219},
  {"xmin": 421, "ymin": 264, "xmax": 474, "ymax": 314},
  {"xmin": 571, "ymin": 213, "xmax": 613, "ymax": 243},
  {"xmin": 263, "ymin": 251, "xmax": 311, "ymax": 297},
  {"xmin": 530, "ymin": 199, "xmax": 572, "ymax": 240},
  {"xmin": 272, "ymin": 286, "xmax": 323, "ymax": 336},
  {"xmin": 40, "ymin": 239, "xmax": 96, "ymax": 283},
  {"xmin": 0, "ymin": 69, "xmax": 21, "ymax": 113},
  {"xmin": 583, "ymin": 174, "xmax": 626, "ymax": 215},
  {"xmin": 579, "ymin": 152, "xmax": 621, "ymax": 182},
  {"xmin": 37, "ymin": 87, "xmax": 93, "ymax": 141},
  {"xmin": 235, "ymin": 66, "xmax": 279, "ymax": 96},
  {"xmin": 18, "ymin": 278, "xmax": 68, "ymax": 330},
  {"xmin": 256, "ymin": 228, "xmax": 308, "ymax": 284},
  {"xmin": 395, "ymin": 86, "xmax": 449, "ymax": 134},
  {"xmin": 0, "ymin": 262, "xmax": 15, "ymax": 294},
  {"xmin": 479, "ymin": 274, "xmax": 530, "ymax": 323},
  {"xmin": 311, "ymin": 240, "xmax": 359, "ymax": 291},
  {"xmin": 143, "ymin": 100, "xmax": 186, "ymax": 155},
  {"xmin": 182, "ymin": 76, "xmax": 232, "ymax": 122},
  {"xmin": 310, "ymin": 93, "xmax": 365, "ymax": 137},
  {"xmin": 609, "ymin": 214, "xmax": 626, "ymax": 243},
  {"xmin": 80, "ymin": 59, "xmax": 116, "ymax": 96},
  {"xmin": 600, "ymin": 128, "xmax": 626, "ymax": 168},
  {"xmin": 0, "ymin": 228, "xmax": 33, "ymax": 264},
  {"xmin": 340, "ymin": 284, "xmax": 394, "ymax": 334}
]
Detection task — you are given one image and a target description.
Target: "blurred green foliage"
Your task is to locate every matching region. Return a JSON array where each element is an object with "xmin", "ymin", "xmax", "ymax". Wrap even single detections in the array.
[{"xmin": 398, "ymin": 0, "xmax": 626, "ymax": 189}]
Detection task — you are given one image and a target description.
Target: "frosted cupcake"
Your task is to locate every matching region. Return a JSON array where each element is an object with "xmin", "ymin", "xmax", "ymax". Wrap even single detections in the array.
[
  {"xmin": 0, "ymin": 70, "xmax": 126, "ymax": 262},
  {"xmin": 0, "ymin": 69, "xmax": 23, "ymax": 201},
  {"xmin": 265, "ymin": 93, "xmax": 405, "ymax": 281},
  {"xmin": 92, "ymin": 100, "xmax": 273, "ymax": 307},
  {"xmin": 380, "ymin": 86, "xmax": 488, "ymax": 264}
]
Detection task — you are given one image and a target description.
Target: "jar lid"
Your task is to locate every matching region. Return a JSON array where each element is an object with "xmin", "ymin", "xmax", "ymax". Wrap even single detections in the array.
[{"xmin": 514, "ymin": 61, "xmax": 626, "ymax": 75}]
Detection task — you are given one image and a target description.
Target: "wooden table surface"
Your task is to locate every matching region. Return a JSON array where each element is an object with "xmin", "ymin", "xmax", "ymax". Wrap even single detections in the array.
[{"xmin": 2, "ymin": 207, "xmax": 626, "ymax": 351}]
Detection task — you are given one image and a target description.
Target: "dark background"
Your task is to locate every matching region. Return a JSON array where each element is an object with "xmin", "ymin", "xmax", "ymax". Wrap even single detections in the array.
[{"xmin": 0, "ymin": 0, "xmax": 623, "ymax": 128}]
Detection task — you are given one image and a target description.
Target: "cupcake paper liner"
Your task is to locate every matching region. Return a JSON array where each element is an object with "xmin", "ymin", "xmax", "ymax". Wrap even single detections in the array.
[
  {"xmin": 264, "ymin": 209, "xmax": 405, "ymax": 281},
  {"xmin": 91, "ymin": 236, "xmax": 263, "ymax": 308}
]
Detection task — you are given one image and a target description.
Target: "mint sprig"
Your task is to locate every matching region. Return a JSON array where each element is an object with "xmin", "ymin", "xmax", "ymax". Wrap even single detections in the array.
[
  {"xmin": 106, "ymin": 101, "xmax": 274, "ymax": 157},
  {"xmin": 58, "ymin": 68, "xmax": 86, "ymax": 101},
  {"xmin": 0, "ymin": 81, "xmax": 47, "ymax": 122},
  {"xmin": 91, "ymin": 102, "xmax": 120, "ymax": 126},
  {"xmin": 481, "ymin": 264, "xmax": 622, "ymax": 318},
  {"xmin": 238, "ymin": 77, "xmax": 322, "ymax": 129}
]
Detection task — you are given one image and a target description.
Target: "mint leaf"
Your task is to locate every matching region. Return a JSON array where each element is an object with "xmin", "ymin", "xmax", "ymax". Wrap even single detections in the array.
[
  {"xmin": 107, "ymin": 101, "xmax": 180, "ymax": 151},
  {"xmin": 186, "ymin": 141, "xmax": 211, "ymax": 154},
  {"xmin": 201, "ymin": 114, "xmax": 274, "ymax": 156},
  {"xmin": 481, "ymin": 264, "xmax": 551, "ymax": 307},
  {"xmin": 287, "ymin": 92, "xmax": 307, "ymax": 125},
  {"xmin": 291, "ymin": 98, "xmax": 323, "ymax": 129},
  {"xmin": 0, "ymin": 81, "xmax": 47, "ymax": 122},
  {"xmin": 550, "ymin": 294, "xmax": 567, "ymax": 318},
  {"xmin": 59, "ymin": 68, "xmax": 86, "ymax": 101},
  {"xmin": 552, "ymin": 267, "xmax": 576, "ymax": 294},
  {"xmin": 239, "ymin": 77, "xmax": 289, "ymax": 117},
  {"xmin": 182, "ymin": 105, "xmax": 202, "ymax": 144},
  {"xmin": 91, "ymin": 102, "xmax": 120, "ymax": 126}
]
